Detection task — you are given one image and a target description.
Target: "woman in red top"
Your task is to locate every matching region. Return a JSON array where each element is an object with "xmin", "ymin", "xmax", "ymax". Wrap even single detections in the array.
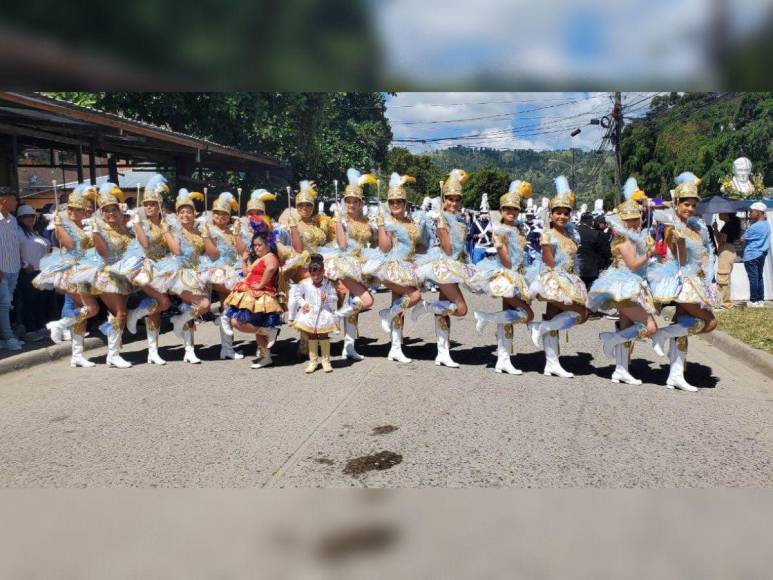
[{"xmin": 223, "ymin": 223, "xmax": 284, "ymax": 369}]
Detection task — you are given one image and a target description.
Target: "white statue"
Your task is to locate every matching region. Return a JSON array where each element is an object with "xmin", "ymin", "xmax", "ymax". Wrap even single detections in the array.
[
  {"xmin": 721, "ymin": 157, "xmax": 764, "ymax": 198},
  {"xmin": 593, "ymin": 198, "xmax": 604, "ymax": 214},
  {"xmin": 480, "ymin": 193, "xmax": 490, "ymax": 212}
]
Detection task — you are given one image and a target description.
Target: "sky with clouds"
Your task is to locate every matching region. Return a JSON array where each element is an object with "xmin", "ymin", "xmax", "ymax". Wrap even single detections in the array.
[
  {"xmin": 385, "ymin": 92, "xmax": 660, "ymax": 153},
  {"xmin": 373, "ymin": 0, "xmax": 771, "ymax": 89}
]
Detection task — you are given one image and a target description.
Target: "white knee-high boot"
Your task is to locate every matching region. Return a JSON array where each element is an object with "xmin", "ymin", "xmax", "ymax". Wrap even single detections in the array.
[
  {"xmin": 542, "ymin": 330, "xmax": 573, "ymax": 378},
  {"xmin": 69, "ymin": 322, "xmax": 95, "ymax": 368},
  {"xmin": 651, "ymin": 316, "xmax": 704, "ymax": 357},
  {"xmin": 379, "ymin": 296, "xmax": 412, "ymax": 333},
  {"xmin": 599, "ymin": 322, "xmax": 646, "ymax": 361},
  {"xmin": 474, "ymin": 308, "xmax": 528, "ymax": 335},
  {"xmin": 219, "ymin": 309, "xmax": 234, "ymax": 337},
  {"xmin": 335, "ymin": 296, "xmax": 365, "ymax": 318},
  {"xmin": 47, "ymin": 306, "xmax": 88, "ymax": 344},
  {"xmin": 387, "ymin": 313, "xmax": 411, "ymax": 363},
  {"xmin": 495, "ymin": 323, "xmax": 522, "ymax": 375},
  {"xmin": 171, "ymin": 304, "xmax": 195, "ymax": 340},
  {"xmin": 341, "ymin": 314, "xmax": 364, "ymax": 361},
  {"xmin": 528, "ymin": 311, "xmax": 581, "ymax": 348},
  {"xmin": 611, "ymin": 342, "xmax": 641, "ymax": 385},
  {"xmin": 411, "ymin": 299, "xmax": 457, "ymax": 322},
  {"xmin": 434, "ymin": 314, "xmax": 459, "ymax": 368},
  {"xmin": 102, "ymin": 315, "xmax": 132, "ymax": 369},
  {"xmin": 126, "ymin": 296, "xmax": 158, "ymax": 335},
  {"xmin": 182, "ymin": 322, "xmax": 201, "ymax": 364},
  {"xmin": 219, "ymin": 315, "xmax": 243, "ymax": 360},
  {"xmin": 666, "ymin": 337, "xmax": 698, "ymax": 392},
  {"xmin": 146, "ymin": 320, "xmax": 166, "ymax": 365}
]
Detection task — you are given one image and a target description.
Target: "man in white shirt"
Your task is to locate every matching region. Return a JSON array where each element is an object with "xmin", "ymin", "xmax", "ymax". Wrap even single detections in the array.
[{"xmin": 0, "ymin": 190, "xmax": 23, "ymax": 351}]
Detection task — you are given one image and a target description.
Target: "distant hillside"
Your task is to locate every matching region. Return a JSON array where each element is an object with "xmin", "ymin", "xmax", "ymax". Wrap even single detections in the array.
[
  {"xmin": 426, "ymin": 145, "xmax": 615, "ymax": 205},
  {"xmin": 620, "ymin": 92, "xmax": 773, "ymax": 198}
]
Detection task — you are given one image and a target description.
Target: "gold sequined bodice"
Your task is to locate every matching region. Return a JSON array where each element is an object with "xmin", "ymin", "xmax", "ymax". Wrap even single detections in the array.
[
  {"xmin": 346, "ymin": 219, "xmax": 374, "ymax": 247},
  {"xmin": 541, "ymin": 227, "xmax": 578, "ymax": 273},
  {"xmin": 145, "ymin": 220, "xmax": 169, "ymax": 261},
  {"xmin": 299, "ymin": 218, "xmax": 331, "ymax": 250}
]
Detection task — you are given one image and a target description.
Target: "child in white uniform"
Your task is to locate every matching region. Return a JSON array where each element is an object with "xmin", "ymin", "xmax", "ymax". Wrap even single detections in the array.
[{"xmin": 293, "ymin": 254, "xmax": 338, "ymax": 373}]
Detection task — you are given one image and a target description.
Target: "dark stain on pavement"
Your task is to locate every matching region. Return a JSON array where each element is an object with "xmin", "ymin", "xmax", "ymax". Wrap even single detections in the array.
[
  {"xmin": 371, "ymin": 425, "xmax": 398, "ymax": 436},
  {"xmin": 50, "ymin": 414, "xmax": 70, "ymax": 423},
  {"xmin": 315, "ymin": 457, "xmax": 335, "ymax": 465},
  {"xmin": 343, "ymin": 451, "xmax": 402, "ymax": 475},
  {"xmin": 315, "ymin": 523, "xmax": 399, "ymax": 561}
]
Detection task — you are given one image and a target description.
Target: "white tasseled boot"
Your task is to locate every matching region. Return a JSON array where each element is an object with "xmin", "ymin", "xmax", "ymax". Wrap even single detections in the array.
[
  {"xmin": 529, "ymin": 311, "xmax": 581, "ymax": 348},
  {"xmin": 47, "ymin": 306, "xmax": 87, "ymax": 344},
  {"xmin": 542, "ymin": 331, "xmax": 573, "ymax": 378},
  {"xmin": 335, "ymin": 296, "xmax": 364, "ymax": 318},
  {"xmin": 341, "ymin": 315, "xmax": 364, "ymax": 361},
  {"xmin": 599, "ymin": 322, "xmax": 645, "ymax": 361},
  {"xmin": 379, "ymin": 296, "xmax": 411, "ymax": 333},
  {"xmin": 411, "ymin": 299, "xmax": 457, "ymax": 323},
  {"xmin": 611, "ymin": 342, "xmax": 641, "ymax": 385},
  {"xmin": 651, "ymin": 316, "xmax": 704, "ymax": 357},
  {"xmin": 69, "ymin": 326, "xmax": 95, "ymax": 368},
  {"xmin": 126, "ymin": 297, "xmax": 157, "ymax": 335},
  {"xmin": 105, "ymin": 317, "xmax": 132, "ymax": 369},
  {"xmin": 474, "ymin": 308, "xmax": 527, "ymax": 335},
  {"xmin": 182, "ymin": 324, "xmax": 201, "ymax": 364},
  {"xmin": 387, "ymin": 314, "xmax": 411, "ymax": 363},
  {"xmin": 146, "ymin": 325, "xmax": 167, "ymax": 365},
  {"xmin": 434, "ymin": 315, "xmax": 459, "ymax": 368},
  {"xmin": 666, "ymin": 337, "xmax": 698, "ymax": 392},
  {"xmin": 494, "ymin": 323, "xmax": 521, "ymax": 375},
  {"xmin": 171, "ymin": 305, "xmax": 195, "ymax": 340}
]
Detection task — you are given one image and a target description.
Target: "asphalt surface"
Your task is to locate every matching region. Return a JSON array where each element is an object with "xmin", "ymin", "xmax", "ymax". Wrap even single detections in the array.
[{"xmin": 1, "ymin": 290, "xmax": 771, "ymax": 488}]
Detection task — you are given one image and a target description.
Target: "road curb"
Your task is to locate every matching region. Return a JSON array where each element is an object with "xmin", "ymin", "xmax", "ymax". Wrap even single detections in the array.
[
  {"xmin": 698, "ymin": 329, "xmax": 773, "ymax": 378},
  {"xmin": 0, "ymin": 337, "xmax": 104, "ymax": 376}
]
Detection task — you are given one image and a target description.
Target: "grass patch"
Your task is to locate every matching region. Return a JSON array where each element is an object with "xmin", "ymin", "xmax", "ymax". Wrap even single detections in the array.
[{"xmin": 716, "ymin": 307, "xmax": 773, "ymax": 355}]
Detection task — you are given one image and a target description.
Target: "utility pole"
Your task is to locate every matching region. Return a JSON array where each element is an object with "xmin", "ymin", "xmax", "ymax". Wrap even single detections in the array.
[
  {"xmin": 570, "ymin": 128, "xmax": 581, "ymax": 190},
  {"xmin": 612, "ymin": 91, "xmax": 623, "ymax": 206}
]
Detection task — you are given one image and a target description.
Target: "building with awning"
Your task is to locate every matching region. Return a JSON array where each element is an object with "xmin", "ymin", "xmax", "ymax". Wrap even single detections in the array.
[{"xmin": 0, "ymin": 92, "xmax": 290, "ymax": 209}]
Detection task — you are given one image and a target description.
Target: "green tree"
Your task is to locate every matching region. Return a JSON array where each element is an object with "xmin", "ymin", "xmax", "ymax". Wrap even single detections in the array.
[
  {"xmin": 463, "ymin": 167, "xmax": 511, "ymax": 210},
  {"xmin": 47, "ymin": 92, "xmax": 392, "ymax": 193}
]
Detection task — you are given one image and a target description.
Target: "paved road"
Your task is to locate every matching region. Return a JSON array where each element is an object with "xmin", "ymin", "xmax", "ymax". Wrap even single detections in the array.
[{"xmin": 1, "ymin": 291, "xmax": 771, "ymax": 487}]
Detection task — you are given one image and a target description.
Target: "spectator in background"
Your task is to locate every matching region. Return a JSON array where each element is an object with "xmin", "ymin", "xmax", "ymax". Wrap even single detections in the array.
[
  {"xmin": 593, "ymin": 215, "xmax": 613, "ymax": 271},
  {"xmin": 577, "ymin": 212, "xmax": 611, "ymax": 290},
  {"xmin": 15, "ymin": 205, "xmax": 53, "ymax": 341},
  {"xmin": 714, "ymin": 212, "xmax": 741, "ymax": 308},
  {"xmin": 742, "ymin": 202, "xmax": 771, "ymax": 307},
  {"xmin": 0, "ymin": 190, "xmax": 23, "ymax": 351}
]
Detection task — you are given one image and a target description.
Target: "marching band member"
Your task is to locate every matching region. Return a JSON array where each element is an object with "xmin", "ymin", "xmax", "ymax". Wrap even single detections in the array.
[
  {"xmin": 363, "ymin": 173, "xmax": 423, "ymax": 363},
  {"xmin": 223, "ymin": 221, "xmax": 284, "ymax": 369},
  {"xmin": 153, "ymin": 189, "xmax": 211, "ymax": 364},
  {"xmin": 200, "ymin": 191, "xmax": 247, "ymax": 360},
  {"xmin": 125, "ymin": 174, "xmax": 173, "ymax": 365},
  {"xmin": 527, "ymin": 176, "xmax": 589, "ymax": 378},
  {"xmin": 279, "ymin": 180, "xmax": 336, "ymax": 356},
  {"xmin": 468, "ymin": 180, "xmax": 535, "ymax": 374},
  {"xmin": 322, "ymin": 168, "xmax": 378, "ymax": 361},
  {"xmin": 71, "ymin": 182, "xmax": 144, "ymax": 368},
  {"xmin": 35, "ymin": 183, "xmax": 100, "ymax": 367},
  {"xmin": 647, "ymin": 172, "xmax": 719, "ymax": 392},
  {"xmin": 589, "ymin": 178, "xmax": 658, "ymax": 385},
  {"xmin": 413, "ymin": 169, "xmax": 475, "ymax": 368}
]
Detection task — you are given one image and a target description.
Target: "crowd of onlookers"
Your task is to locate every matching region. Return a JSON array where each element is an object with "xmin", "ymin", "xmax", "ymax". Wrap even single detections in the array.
[{"xmin": 0, "ymin": 192, "xmax": 60, "ymax": 352}]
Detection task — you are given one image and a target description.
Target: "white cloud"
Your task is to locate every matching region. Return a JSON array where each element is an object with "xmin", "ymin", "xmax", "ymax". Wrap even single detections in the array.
[{"xmin": 386, "ymin": 92, "xmax": 649, "ymax": 153}]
